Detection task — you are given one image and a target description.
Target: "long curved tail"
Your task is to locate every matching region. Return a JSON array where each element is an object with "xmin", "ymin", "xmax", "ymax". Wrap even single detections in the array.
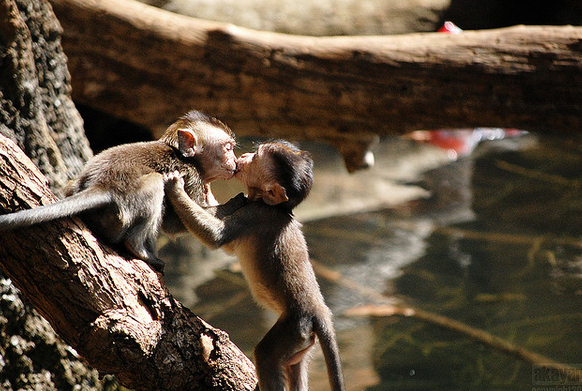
[
  {"xmin": 0, "ymin": 188, "xmax": 113, "ymax": 230},
  {"xmin": 313, "ymin": 315, "xmax": 346, "ymax": 391}
]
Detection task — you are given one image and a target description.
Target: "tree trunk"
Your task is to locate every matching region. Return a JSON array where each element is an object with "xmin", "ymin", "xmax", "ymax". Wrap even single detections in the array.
[
  {"xmin": 0, "ymin": 133, "xmax": 258, "ymax": 391},
  {"xmin": 0, "ymin": 0, "xmax": 257, "ymax": 389},
  {"xmin": 50, "ymin": 0, "xmax": 582, "ymax": 170},
  {"xmin": 0, "ymin": 0, "xmax": 92, "ymax": 194},
  {"xmin": 0, "ymin": 0, "xmax": 100, "ymax": 389}
]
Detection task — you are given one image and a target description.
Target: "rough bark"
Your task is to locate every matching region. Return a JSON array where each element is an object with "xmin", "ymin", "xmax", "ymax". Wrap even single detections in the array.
[
  {"xmin": 0, "ymin": 0, "xmax": 92, "ymax": 194},
  {"xmin": 0, "ymin": 133, "xmax": 257, "ymax": 391},
  {"xmin": 0, "ymin": 0, "xmax": 100, "ymax": 389},
  {"xmin": 50, "ymin": 0, "xmax": 582, "ymax": 170},
  {"xmin": 0, "ymin": 276, "xmax": 104, "ymax": 391}
]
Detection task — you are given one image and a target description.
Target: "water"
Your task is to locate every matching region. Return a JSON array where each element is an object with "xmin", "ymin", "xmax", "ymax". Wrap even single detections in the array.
[{"xmin": 162, "ymin": 132, "xmax": 582, "ymax": 391}]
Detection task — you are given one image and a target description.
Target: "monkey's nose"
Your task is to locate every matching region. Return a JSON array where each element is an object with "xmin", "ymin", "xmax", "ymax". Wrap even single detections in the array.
[{"xmin": 234, "ymin": 158, "xmax": 245, "ymax": 173}]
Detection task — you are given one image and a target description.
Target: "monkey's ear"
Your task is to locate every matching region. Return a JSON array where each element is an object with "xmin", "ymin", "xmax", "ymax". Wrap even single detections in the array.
[
  {"xmin": 262, "ymin": 183, "xmax": 289, "ymax": 205},
  {"xmin": 177, "ymin": 129, "xmax": 199, "ymax": 157}
]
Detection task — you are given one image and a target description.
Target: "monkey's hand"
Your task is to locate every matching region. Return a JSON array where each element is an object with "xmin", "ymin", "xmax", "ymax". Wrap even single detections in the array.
[
  {"xmin": 164, "ymin": 171, "xmax": 186, "ymax": 195},
  {"xmin": 227, "ymin": 193, "xmax": 248, "ymax": 208},
  {"xmin": 215, "ymin": 193, "xmax": 247, "ymax": 218}
]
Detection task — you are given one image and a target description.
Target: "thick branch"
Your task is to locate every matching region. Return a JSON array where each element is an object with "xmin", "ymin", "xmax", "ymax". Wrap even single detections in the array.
[
  {"xmin": 0, "ymin": 134, "xmax": 257, "ymax": 391},
  {"xmin": 51, "ymin": 0, "xmax": 582, "ymax": 154}
]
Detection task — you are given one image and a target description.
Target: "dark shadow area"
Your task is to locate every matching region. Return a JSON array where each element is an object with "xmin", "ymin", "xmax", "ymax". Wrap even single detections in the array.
[{"xmin": 442, "ymin": 0, "xmax": 582, "ymax": 30}]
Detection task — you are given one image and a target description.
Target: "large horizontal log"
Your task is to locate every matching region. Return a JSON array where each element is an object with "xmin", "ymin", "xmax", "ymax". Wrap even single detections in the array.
[{"xmin": 50, "ymin": 0, "xmax": 582, "ymax": 169}]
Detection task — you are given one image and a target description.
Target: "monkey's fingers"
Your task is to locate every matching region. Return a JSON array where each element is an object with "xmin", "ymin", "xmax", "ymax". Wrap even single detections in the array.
[
  {"xmin": 163, "ymin": 171, "xmax": 185, "ymax": 189},
  {"xmin": 163, "ymin": 170, "xmax": 181, "ymax": 181},
  {"xmin": 140, "ymin": 256, "xmax": 166, "ymax": 275}
]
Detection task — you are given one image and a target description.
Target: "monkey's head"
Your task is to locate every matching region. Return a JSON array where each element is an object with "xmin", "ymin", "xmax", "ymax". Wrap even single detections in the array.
[
  {"xmin": 161, "ymin": 111, "xmax": 237, "ymax": 182},
  {"xmin": 236, "ymin": 140, "xmax": 313, "ymax": 209}
]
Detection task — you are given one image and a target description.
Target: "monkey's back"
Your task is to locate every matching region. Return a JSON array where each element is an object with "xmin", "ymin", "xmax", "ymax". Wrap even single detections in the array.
[
  {"xmin": 231, "ymin": 203, "xmax": 326, "ymax": 316},
  {"xmin": 68, "ymin": 141, "xmax": 202, "ymax": 196},
  {"xmin": 65, "ymin": 140, "xmax": 203, "ymax": 242},
  {"xmin": 68, "ymin": 142, "xmax": 165, "ymax": 194}
]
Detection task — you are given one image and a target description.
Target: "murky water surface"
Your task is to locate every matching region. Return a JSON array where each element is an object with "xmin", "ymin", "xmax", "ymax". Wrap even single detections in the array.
[{"xmin": 163, "ymin": 133, "xmax": 582, "ymax": 391}]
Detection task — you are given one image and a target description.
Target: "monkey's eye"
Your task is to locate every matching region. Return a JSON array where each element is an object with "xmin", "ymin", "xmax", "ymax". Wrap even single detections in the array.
[{"xmin": 225, "ymin": 143, "xmax": 234, "ymax": 152}]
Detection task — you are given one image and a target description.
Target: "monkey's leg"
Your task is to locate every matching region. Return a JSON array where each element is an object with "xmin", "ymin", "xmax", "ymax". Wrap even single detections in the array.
[
  {"xmin": 287, "ymin": 335, "xmax": 315, "ymax": 391},
  {"xmin": 254, "ymin": 315, "xmax": 315, "ymax": 391},
  {"xmin": 122, "ymin": 173, "xmax": 166, "ymax": 272}
]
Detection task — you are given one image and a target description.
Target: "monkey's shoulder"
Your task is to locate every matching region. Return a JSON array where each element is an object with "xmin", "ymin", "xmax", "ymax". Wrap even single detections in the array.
[
  {"xmin": 229, "ymin": 201, "xmax": 300, "ymax": 234},
  {"xmin": 240, "ymin": 201, "xmax": 294, "ymax": 218}
]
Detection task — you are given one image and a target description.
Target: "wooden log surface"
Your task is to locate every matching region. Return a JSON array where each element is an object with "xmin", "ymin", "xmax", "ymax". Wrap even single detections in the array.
[
  {"xmin": 50, "ymin": 0, "xmax": 582, "ymax": 170},
  {"xmin": 0, "ymin": 133, "xmax": 257, "ymax": 391}
]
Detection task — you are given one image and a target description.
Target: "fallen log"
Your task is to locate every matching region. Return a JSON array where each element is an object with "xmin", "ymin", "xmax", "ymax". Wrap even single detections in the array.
[{"xmin": 50, "ymin": 0, "xmax": 582, "ymax": 170}]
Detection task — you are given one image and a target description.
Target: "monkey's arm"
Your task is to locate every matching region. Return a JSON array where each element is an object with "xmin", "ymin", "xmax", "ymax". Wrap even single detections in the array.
[
  {"xmin": 165, "ymin": 175, "xmax": 238, "ymax": 248},
  {"xmin": 161, "ymin": 191, "xmax": 245, "ymax": 235},
  {"xmin": 208, "ymin": 193, "xmax": 247, "ymax": 219}
]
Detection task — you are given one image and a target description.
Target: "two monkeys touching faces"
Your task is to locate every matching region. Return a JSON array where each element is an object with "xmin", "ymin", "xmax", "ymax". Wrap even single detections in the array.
[
  {"xmin": 0, "ymin": 110, "xmax": 345, "ymax": 391},
  {"xmin": 165, "ymin": 140, "xmax": 345, "ymax": 391},
  {"xmin": 0, "ymin": 111, "xmax": 238, "ymax": 272}
]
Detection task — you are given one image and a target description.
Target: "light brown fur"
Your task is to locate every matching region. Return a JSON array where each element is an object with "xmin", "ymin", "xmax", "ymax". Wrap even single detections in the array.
[{"xmin": 165, "ymin": 141, "xmax": 345, "ymax": 391}]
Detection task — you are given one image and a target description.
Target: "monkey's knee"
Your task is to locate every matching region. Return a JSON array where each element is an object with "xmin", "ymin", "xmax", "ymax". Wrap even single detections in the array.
[
  {"xmin": 286, "ymin": 332, "xmax": 315, "ymax": 366},
  {"xmin": 135, "ymin": 173, "xmax": 165, "ymax": 212}
]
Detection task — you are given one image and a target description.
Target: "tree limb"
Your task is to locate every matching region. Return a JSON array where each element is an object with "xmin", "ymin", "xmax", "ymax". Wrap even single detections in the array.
[
  {"xmin": 0, "ymin": 133, "xmax": 257, "ymax": 391},
  {"xmin": 50, "ymin": 0, "xmax": 582, "ymax": 170}
]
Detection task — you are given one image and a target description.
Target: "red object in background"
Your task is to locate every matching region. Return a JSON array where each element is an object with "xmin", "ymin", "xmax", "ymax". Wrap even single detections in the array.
[
  {"xmin": 409, "ymin": 23, "xmax": 526, "ymax": 159},
  {"xmin": 437, "ymin": 21, "xmax": 463, "ymax": 34},
  {"xmin": 407, "ymin": 129, "xmax": 526, "ymax": 160}
]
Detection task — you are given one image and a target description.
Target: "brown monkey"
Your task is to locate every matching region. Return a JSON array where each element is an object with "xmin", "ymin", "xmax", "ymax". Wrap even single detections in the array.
[
  {"xmin": 0, "ymin": 110, "xmax": 238, "ymax": 272},
  {"xmin": 165, "ymin": 140, "xmax": 345, "ymax": 391}
]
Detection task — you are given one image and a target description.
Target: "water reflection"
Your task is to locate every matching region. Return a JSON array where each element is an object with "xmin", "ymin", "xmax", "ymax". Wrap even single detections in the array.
[{"xmin": 162, "ymin": 133, "xmax": 582, "ymax": 391}]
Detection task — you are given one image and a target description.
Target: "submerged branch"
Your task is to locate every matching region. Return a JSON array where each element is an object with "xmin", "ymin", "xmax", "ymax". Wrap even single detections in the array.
[
  {"xmin": 311, "ymin": 259, "xmax": 581, "ymax": 381},
  {"xmin": 345, "ymin": 304, "xmax": 581, "ymax": 381}
]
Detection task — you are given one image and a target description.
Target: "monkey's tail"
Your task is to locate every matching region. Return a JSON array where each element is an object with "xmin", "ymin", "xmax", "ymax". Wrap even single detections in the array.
[
  {"xmin": 0, "ymin": 188, "xmax": 113, "ymax": 230},
  {"xmin": 313, "ymin": 315, "xmax": 346, "ymax": 391}
]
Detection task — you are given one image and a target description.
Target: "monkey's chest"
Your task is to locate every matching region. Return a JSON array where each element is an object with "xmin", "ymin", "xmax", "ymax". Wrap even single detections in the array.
[{"xmin": 234, "ymin": 240, "xmax": 286, "ymax": 313}]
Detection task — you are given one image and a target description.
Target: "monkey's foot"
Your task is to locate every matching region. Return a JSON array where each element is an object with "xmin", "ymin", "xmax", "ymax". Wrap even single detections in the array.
[
  {"xmin": 124, "ymin": 241, "xmax": 166, "ymax": 274},
  {"xmin": 145, "ymin": 257, "xmax": 166, "ymax": 274}
]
